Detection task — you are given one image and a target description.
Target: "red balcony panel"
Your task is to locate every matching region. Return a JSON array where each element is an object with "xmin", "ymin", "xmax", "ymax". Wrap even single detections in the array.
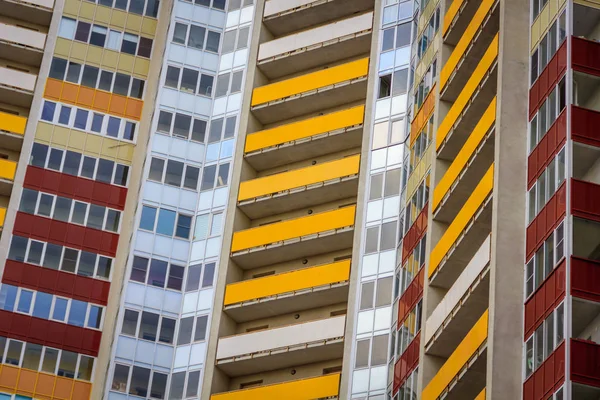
[
  {"xmin": 523, "ymin": 341, "xmax": 565, "ymax": 400},
  {"xmin": 572, "ymin": 179, "xmax": 600, "ymax": 223},
  {"xmin": 524, "ymin": 260, "xmax": 566, "ymax": 339},
  {"xmin": 557, "ymin": 41, "xmax": 567, "ymax": 76},
  {"xmin": 571, "ymin": 338, "xmax": 600, "ymax": 388},
  {"xmin": 397, "ymin": 268, "xmax": 424, "ymax": 326},
  {"xmin": 23, "ymin": 166, "xmax": 127, "ymax": 210},
  {"xmin": 526, "ymin": 222, "xmax": 536, "ymax": 259},
  {"xmin": 572, "ymin": 105, "xmax": 600, "ymax": 148},
  {"xmin": 536, "ymin": 207, "xmax": 547, "ymax": 244},
  {"xmin": 0, "ymin": 310, "xmax": 100, "ymax": 356},
  {"xmin": 539, "ymin": 70, "xmax": 548, "ymax": 109},
  {"xmin": 2, "ymin": 260, "xmax": 110, "ymax": 305},
  {"xmin": 393, "ymin": 332, "xmax": 420, "ymax": 394},
  {"xmin": 545, "ymin": 196, "xmax": 556, "ymax": 230},
  {"xmin": 402, "ymin": 203, "xmax": 428, "ymax": 264},
  {"xmin": 572, "ymin": 36, "xmax": 600, "ymax": 76},
  {"xmin": 571, "ymin": 256, "xmax": 600, "ymax": 303},
  {"xmin": 13, "ymin": 212, "xmax": 117, "ymax": 257},
  {"xmin": 529, "ymin": 84, "xmax": 539, "ymax": 119},
  {"xmin": 528, "ymin": 150, "xmax": 537, "ymax": 187},
  {"xmin": 526, "ymin": 183, "xmax": 566, "ymax": 259},
  {"xmin": 527, "ymin": 109, "xmax": 566, "ymax": 190}
]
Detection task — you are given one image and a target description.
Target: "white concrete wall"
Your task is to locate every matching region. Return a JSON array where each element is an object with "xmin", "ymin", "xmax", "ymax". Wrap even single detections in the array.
[{"xmin": 216, "ymin": 315, "xmax": 346, "ymax": 359}]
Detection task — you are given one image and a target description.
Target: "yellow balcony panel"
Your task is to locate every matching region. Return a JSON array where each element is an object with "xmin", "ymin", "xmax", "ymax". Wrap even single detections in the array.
[
  {"xmin": 429, "ymin": 165, "xmax": 493, "ymax": 289},
  {"xmin": 224, "ymin": 260, "xmax": 351, "ymax": 322},
  {"xmin": 250, "ymin": 58, "xmax": 369, "ymax": 124},
  {"xmin": 425, "ymin": 237, "xmax": 490, "ymax": 359},
  {"xmin": 231, "ymin": 206, "xmax": 356, "ymax": 269},
  {"xmin": 0, "ymin": 159, "xmax": 17, "ymax": 196},
  {"xmin": 476, "ymin": 389, "xmax": 486, "ymax": 400},
  {"xmin": 0, "ymin": 111, "xmax": 27, "ymax": 151},
  {"xmin": 263, "ymin": 0, "xmax": 373, "ymax": 36},
  {"xmin": 216, "ymin": 316, "xmax": 345, "ymax": 376},
  {"xmin": 244, "ymin": 105, "xmax": 364, "ymax": 171},
  {"xmin": 258, "ymin": 12, "xmax": 373, "ymax": 80},
  {"xmin": 442, "ymin": 0, "xmax": 481, "ymax": 46},
  {"xmin": 0, "ymin": 207, "xmax": 6, "ymax": 228},
  {"xmin": 238, "ymin": 155, "xmax": 360, "ymax": 219},
  {"xmin": 437, "ymin": 34, "xmax": 498, "ymax": 161},
  {"xmin": 0, "ymin": 364, "xmax": 92, "ymax": 399},
  {"xmin": 0, "ymin": 66, "xmax": 37, "ymax": 108},
  {"xmin": 433, "ymin": 98, "xmax": 496, "ymax": 223},
  {"xmin": 211, "ymin": 373, "xmax": 340, "ymax": 400},
  {"xmin": 440, "ymin": 0, "xmax": 499, "ymax": 94},
  {"xmin": 422, "ymin": 310, "xmax": 488, "ymax": 400}
]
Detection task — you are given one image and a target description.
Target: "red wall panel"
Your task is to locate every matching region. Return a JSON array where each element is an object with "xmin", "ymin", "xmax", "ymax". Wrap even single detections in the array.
[
  {"xmin": 0, "ymin": 310, "xmax": 101, "ymax": 356},
  {"xmin": 402, "ymin": 203, "xmax": 428, "ymax": 264},
  {"xmin": 524, "ymin": 260, "xmax": 566, "ymax": 339},
  {"xmin": 24, "ymin": 166, "xmax": 127, "ymax": 210},
  {"xmin": 523, "ymin": 341, "xmax": 565, "ymax": 400},
  {"xmin": 572, "ymin": 179, "xmax": 600, "ymax": 222},
  {"xmin": 571, "ymin": 338, "xmax": 600, "ymax": 388},
  {"xmin": 2, "ymin": 260, "xmax": 109, "ymax": 305},
  {"xmin": 526, "ymin": 183, "xmax": 566, "ymax": 259},
  {"xmin": 13, "ymin": 212, "xmax": 118, "ymax": 257},
  {"xmin": 572, "ymin": 105, "xmax": 600, "ymax": 148},
  {"xmin": 571, "ymin": 256, "xmax": 600, "ymax": 303}
]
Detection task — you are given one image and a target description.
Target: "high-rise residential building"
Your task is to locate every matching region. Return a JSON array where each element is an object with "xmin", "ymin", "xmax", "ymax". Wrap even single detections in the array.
[{"xmin": 0, "ymin": 0, "xmax": 599, "ymax": 399}]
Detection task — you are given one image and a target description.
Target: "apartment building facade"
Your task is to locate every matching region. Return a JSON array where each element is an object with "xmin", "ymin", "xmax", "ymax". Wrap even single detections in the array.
[{"xmin": 2, "ymin": 0, "xmax": 600, "ymax": 399}]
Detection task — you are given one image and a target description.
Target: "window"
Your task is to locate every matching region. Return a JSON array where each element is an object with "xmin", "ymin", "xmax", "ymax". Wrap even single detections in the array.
[
  {"xmin": 378, "ymin": 74, "xmax": 391, "ymax": 98},
  {"xmin": 139, "ymin": 311, "xmax": 159, "ymax": 341},
  {"xmin": 58, "ymin": 17, "xmax": 76, "ymax": 40},
  {"xmin": 189, "ymin": 25, "xmax": 206, "ymax": 49},
  {"xmin": 206, "ymin": 30, "xmax": 221, "ymax": 52},
  {"xmin": 90, "ymin": 25, "xmax": 107, "ymax": 47},
  {"xmin": 525, "ymin": 221, "xmax": 566, "ymax": 298},
  {"xmin": 75, "ymin": 21, "xmax": 91, "ymax": 42},
  {"xmin": 173, "ymin": 23, "xmax": 187, "ymax": 44},
  {"xmin": 524, "ymin": 303, "xmax": 564, "ymax": 378},
  {"xmin": 121, "ymin": 33, "xmax": 139, "ymax": 55},
  {"xmin": 180, "ymin": 68, "xmax": 199, "ymax": 93},
  {"xmin": 112, "ymin": 364, "xmax": 130, "ymax": 392},
  {"xmin": 49, "ymin": 58, "xmax": 67, "ymax": 80},
  {"xmin": 199, "ymin": 74, "xmax": 214, "ymax": 97}
]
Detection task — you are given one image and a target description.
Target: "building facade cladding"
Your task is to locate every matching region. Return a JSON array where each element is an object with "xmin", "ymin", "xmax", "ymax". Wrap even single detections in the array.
[{"xmin": 103, "ymin": 0, "xmax": 255, "ymax": 399}]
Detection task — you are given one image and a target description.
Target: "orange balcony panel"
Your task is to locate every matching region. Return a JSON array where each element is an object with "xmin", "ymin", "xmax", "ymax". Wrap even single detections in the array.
[
  {"xmin": 16, "ymin": 368, "xmax": 37, "ymax": 394},
  {"xmin": 44, "ymin": 79, "xmax": 62, "ymax": 100},
  {"xmin": 35, "ymin": 373, "xmax": 56, "ymax": 397},
  {"xmin": 0, "ymin": 365, "xmax": 18, "ymax": 390},
  {"xmin": 238, "ymin": 155, "xmax": 360, "ymax": 201},
  {"xmin": 54, "ymin": 376, "xmax": 75, "ymax": 399},
  {"xmin": 0, "ymin": 366, "xmax": 91, "ymax": 400},
  {"xmin": 125, "ymin": 98, "xmax": 144, "ymax": 120},
  {"xmin": 77, "ymin": 86, "xmax": 95, "ymax": 108},
  {"xmin": 61, "ymin": 82, "xmax": 79, "ymax": 105},
  {"xmin": 410, "ymin": 83, "xmax": 436, "ymax": 147},
  {"xmin": 231, "ymin": 206, "xmax": 356, "ymax": 253},
  {"xmin": 93, "ymin": 91, "xmax": 111, "ymax": 112},
  {"xmin": 109, "ymin": 94, "xmax": 127, "ymax": 117},
  {"xmin": 72, "ymin": 381, "xmax": 92, "ymax": 399}
]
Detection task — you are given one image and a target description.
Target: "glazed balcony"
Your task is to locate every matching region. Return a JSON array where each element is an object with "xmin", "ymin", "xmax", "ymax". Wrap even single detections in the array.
[
  {"xmin": 0, "ymin": 159, "xmax": 17, "ymax": 196},
  {"xmin": 0, "ymin": 22, "xmax": 46, "ymax": 66},
  {"xmin": 428, "ymin": 165, "xmax": 493, "ymax": 289},
  {"xmin": 238, "ymin": 155, "xmax": 360, "ymax": 219},
  {"xmin": 440, "ymin": 0, "xmax": 499, "ymax": 100},
  {"xmin": 425, "ymin": 236, "xmax": 490, "ymax": 358},
  {"xmin": 263, "ymin": 0, "xmax": 373, "ymax": 37},
  {"xmin": 436, "ymin": 34, "xmax": 498, "ymax": 162},
  {"xmin": 210, "ymin": 373, "xmax": 340, "ymax": 400},
  {"xmin": 0, "ymin": 110, "xmax": 26, "ymax": 151},
  {"xmin": 258, "ymin": 12, "xmax": 373, "ymax": 79},
  {"xmin": 432, "ymin": 97, "xmax": 495, "ymax": 224},
  {"xmin": 0, "ymin": 0, "xmax": 53, "ymax": 26},
  {"xmin": 244, "ymin": 105, "xmax": 364, "ymax": 171},
  {"xmin": 231, "ymin": 206, "xmax": 355, "ymax": 268},
  {"xmin": 215, "ymin": 316, "xmax": 345, "ymax": 376},
  {"xmin": 0, "ymin": 65, "xmax": 37, "ymax": 108},
  {"xmin": 422, "ymin": 310, "xmax": 488, "ymax": 400},
  {"xmin": 224, "ymin": 260, "xmax": 350, "ymax": 322},
  {"xmin": 250, "ymin": 57, "xmax": 369, "ymax": 124}
]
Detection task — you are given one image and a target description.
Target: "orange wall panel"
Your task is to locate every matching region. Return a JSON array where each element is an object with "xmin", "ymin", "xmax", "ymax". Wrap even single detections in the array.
[
  {"xmin": 109, "ymin": 94, "xmax": 127, "ymax": 117},
  {"xmin": 44, "ymin": 79, "xmax": 62, "ymax": 100},
  {"xmin": 61, "ymin": 82, "xmax": 79, "ymax": 105},
  {"xmin": 78, "ymin": 86, "xmax": 95, "ymax": 108},
  {"xmin": 125, "ymin": 98, "xmax": 143, "ymax": 119},
  {"xmin": 94, "ymin": 91, "xmax": 111, "ymax": 112},
  {"xmin": 16, "ymin": 368, "xmax": 37, "ymax": 394},
  {"xmin": 35, "ymin": 373, "xmax": 56, "ymax": 397}
]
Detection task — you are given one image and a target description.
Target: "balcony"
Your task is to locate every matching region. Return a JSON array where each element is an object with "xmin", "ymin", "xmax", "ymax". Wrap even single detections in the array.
[
  {"xmin": 258, "ymin": 12, "xmax": 373, "ymax": 79},
  {"xmin": 0, "ymin": 22, "xmax": 46, "ymax": 66},
  {"xmin": 215, "ymin": 316, "xmax": 345, "ymax": 376},
  {"xmin": 393, "ymin": 332, "xmax": 420, "ymax": 393},
  {"xmin": 433, "ymin": 97, "xmax": 495, "ymax": 223},
  {"xmin": 573, "ymin": 3, "xmax": 600, "ymax": 76},
  {"xmin": 428, "ymin": 165, "xmax": 493, "ymax": 289},
  {"xmin": 437, "ymin": 34, "xmax": 498, "ymax": 161},
  {"xmin": 572, "ymin": 339, "xmax": 600, "ymax": 392},
  {"xmin": 0, "ymin": 207, "xmax": 5, "ymax": 229},
  {"xmin": 0, "ymin": 159, "xmax": 16, "ymax": 196},
  {"xmin": 238, "ymin": 155, "xmax": 360, "ymax": 219},
  {"xmin": 210, "ymin": 373, "xmax": 340, "ymax": 400},
  {"xmin": 425, "ymin": 236, "xmax": 490, "ymax": 357},
  {"xmin": 250, "ymin": 58, "xmax": 369, "ymax": 124},
  {"xmin": 523, "ymin": 341, "xmax": 565, "ymax": 400},
  {"xmin": 244, "ymin": 105, "xmax": 364, "ymax": 171},
  {"xmin": 0, "ymin": 364, "xmax": 91, "ymax": 400},
  {"xmin": 231, "ymin": 206, "xmax": 355, "ymax": 268},
  {"xmin": 0, "ymin": 110, "xmax": 26, "ymax": 151},
  {"xmin": 0, "ymin": 0, "xmax": 53, "ymax": 26},
  {"xmin": 0, "ymin": 65, "xmax": 37, "ymax": 108},
  {"xmin": 223, "ymin": 260, "xmax": 350, "ymax": 322},
  {"xmin": 263, "ymin": 0, "xmax": 373, "ymax": 37},
  {"xmin": 440, "ymin": 0, "xmax": 499, "ymax": 100},
  {"xmin": 422, "ymin": 309, "xmax": 488, "ymax": 400}
]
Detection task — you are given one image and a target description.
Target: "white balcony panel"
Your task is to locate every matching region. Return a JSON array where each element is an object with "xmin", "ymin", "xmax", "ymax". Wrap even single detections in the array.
[
  {"xmin": 425, "ymin": 235, "xmax": 491, "ymax": 344},
  {"xmin": 25, "ymin": 0, "xmax": 54, "ymax": 8},
  {"xmin": 0, "ymin": 23, "xmax": 46, "ymax": 49},
  {"xmin": 264, "ymin": 0, "xmax": 315, "ymax": 17},
  {"xmin": 258, "ymin": 12, "xmax": 373, "ymax": 61},
  {"xmin": 216, "ymin": 315, "xmax": 346, "ymax": 359},
  {"xmin": 0, "ymin": 66, "xmax": 36, "ymax": 92}
]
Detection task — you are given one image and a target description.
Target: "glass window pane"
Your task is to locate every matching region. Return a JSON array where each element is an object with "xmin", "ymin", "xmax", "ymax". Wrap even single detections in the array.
[
  {"xmin": 201, "ymin": 165, "xmax": 216, "ymax": 191},
  {"xmin": 159, "ymin": 318, "xmax": 176, "ymax": 344},
  {"xmin": 181, "ymin": 68, "xmax": 199, "ymax": 93},
  {"xmin": 122, "ymin": 309, "xmax": 139, "ymax": 336},
  {"xmin": 8, "ymin": 236, "xmax": 28, "ymax": 262},
  {"xmin": 202, "ymin": 262, "xmax": 215, "ymax": 287},
  {"xmin": 189, "ymin": 25, "xmax": 206, "ymax": 49},
  {"xmin": 32, "ymin": 292, "xmax": 53, "ymax": 319},
  {"xmin": 199, "ymin": 74, "xmax": 214, "ymax": 96},
  {"xmin": 0, "ymin": 285, "xmax": 17, "ymax": 311},
  {"xmin": 186, "ymin": 370, "xmax": 201, "ymax": 397},
  {"xmin": 173, "ymin": 113, "xmax": 192, "ymax": 138},
  {"xmin": 52, "ymin": 298, "xmax": 68, "ymax": 320},
  {"xmin": 177, "ymin": 317, "xmax": 193, "ymax": 345},
  {"xmin": 165, "ymin": 160, "xmax": 184, "ymax": 186},
  {"xmin": 184, "ymin": 166, "xmax": 199, "ymax": 190},
  {"xmin": 87, "ymin": 305, "xmax": 102, "ymax": 328},
  {"xmin": 173, "ymin": 22, "xmax": 187, "ymax": 44},
  {"xmin": 17, "ymin": 289, "xmax": 33, "ymax": 313},
  {"xmin": 97, "ymin": 256, "xmax": 112, "ymax": 279},
  {"xmin": 78, "ymin": 355, "xmax": 94, "ymax": 380},
  {"xmin": 194, "ymin": 315, "xmax": 208, "ymax": 341},
  {"xmin": 165, "ymin": 66, "xmax": 180, "ymax": 88},
  {"xmin": 148, "ymin": 259, "xmax": 168, "ymax": 288},
  {"xmin": 44, "ymin": 243, "xmax": 62, "ymax": 270},
  {"xmin": 169, "ymin": 372, "xmax": 185, "ymax": 399},
  {"xmin": 206, "ymin": 30, "xmax": 220, "ymax": 52},
  {"xmin": 57, "ymin": 351, "xmax": 77, "ymax": 378},
  {"xmin": 140, "ymin": 206, "xmax": 157, "ymax": 231},
  {"xmin": 87, "ymin": 204, "xmax": 106, "ymax": 230},
  {"xmin": 139, "ymin": 311, "xmax": 159, "ymax": 342},
  {"xmin": 96, "ymin": 159, "xmax": 114, "ymax": 183},
  {"xmin": 61, "ymin": 249, "xmax": 78, "ymax": 273},
  {"xmin": 27, "ymin": 241, "xmax": 43, "ymax": 265},
  {"xmin": 30, "ymin": 143, "xmax": 48, "ymax": 167},
  {"xmin": 5, "ymin": 340, "xmax": 23, "ymax": 366},
  {"xmin": 42, "ymin": 348, "xmax": 59, "ymax": 373},
  {"xmin": 113, "ymin": 73, "xmax": 131, "ymax": 96},
  {"xmin": 111, "ymin": 364, "xmax": 129, "ymax": 392},
  {"xmin": 68, "ymin": 300, "xmax": 87, "ymax": 327},
  {"xmin": 130, "ymin": 256, "xmax": 148, "ymax": 283},
  {"xmin": 167, "ymin": 264, "xmax": 184, "ymax": 291},
  {"xmin": 185, "ymin": 264, "xmax": 201, "ymax": 292},
  {"xmin": 151, "ymin": 372, "xmax": 168, "ymax": 399},
  {"xmin": 156, "ymin": 209, "xmax": 176, "ymax": 236}
]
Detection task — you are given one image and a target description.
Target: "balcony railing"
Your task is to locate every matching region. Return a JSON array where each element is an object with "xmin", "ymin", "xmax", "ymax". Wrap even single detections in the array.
[
  {"xmin": 0, "ymin": 159, "xmax": 17, "ymax": 182},
  {"xmin": 572, "ymin": 36, "xmax": 600, "ymax": 77},
  {"xmin": 224, "ymin": 260, "xmax": 350, "ymax": 306},
  {"xmin": 210, "ymin": 373, "xmax": 340, "ymax": 400},
  {"xmin": 0, "ymin": 207, "xmax": 5, "ymax": 228},
  {"xmin": 571, "ymin": 338, "xmax": 600, "ymax": 388},
  {"xmin": 0, "ymin": 66, "xmax": 36, "ymax": 93},
  {"xmin": 572, "ymin": 256, "xmax": 600, "ymax": 303},
  {"xmin": 393, "ymin": 332, "xmax": 420, "ymax": 393},
  {"xmin": 0, "ymin": 111, "xmax": 27, "ymax": 136},
  {"xmin": 0, "ymin": 364, "xmax": 91, "ymax": 399},
  {"xmin": 0, "ymin": 23, "xmax": 46, "ymax": 51},
  {"xmin": 572, "ymin": 105, "xmax": 600, "ymax": 148}
]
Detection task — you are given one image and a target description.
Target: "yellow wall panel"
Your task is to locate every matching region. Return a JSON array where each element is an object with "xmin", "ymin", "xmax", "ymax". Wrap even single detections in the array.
[
  {"xmin": 110, "ymin": 10, "xmax": 127, "ymax": 28},
  {"xmin": 238, "ymin": 155, "xmax": 360, "ymax": 201},
  {"xmin": 118, "ymin": 54, "xmax": 135, "ymax": 73},
  {"xmin": 101, "ymin": 139, "xmax": 119, "ymax": 158},
  {"xmin": 86, "ymin": 46, "xmax": 103, "ymax": 65},
  {"xmin": 117, "ymin": 144, "xmax": 135, "ymax": 162},
  {"xmin": 251, "ymin": 58, "xmax": 369, "ymax": 106},
  {"xmin": 224, "ymin": 260, "xmax": 351, "ymax": 305},
  {"xmin": 211, "ymin": 374, "xmax": 340, "ymax": 400},
  {"xmin": 133, "ymin": 58, "xmax": 150, "ymax": 77},
  {"xmin": 35, "ymin": 123, "xmax": 53, "ymax": 143},
  {"xmin": 414, "ymin": 33, "xmax": 439, "ymax": 92},
  {"xmin": 94, "ymin": 6, "xmax": 111, "ymax": 24},
  {"xmin": 68, "ymin": 130, "xmax": 87, "ymax": 151},
  {"xmin": 70, "ymin": 42, "xmax": 88, "ymax": 62},
  {"xmin": 231, "ymin": 206, "xmax": 356, "ymax": 252},
  {"xmin": 433, "ymin": 97, "xmax": 496, "ymax": 211},
  {"xmin": 54, "ymin": 38, "xmax": 72, "ymax": 57},
  {"xmin": 418, "ymin": 0, "xmax": 440, "ymax": 36},
  {"xmin": 141, "ymin": 18, "xmax": 158, "ymax": 35},
  {"xmin": 85, "ymin": 134, "xmax": 103, "ymax": 153},
  {"xmin": 0, "ymin": 112, "xmax": 27, "ymax": 135},
  {"xmin": 102, "ymin": 50, "xmax": 119, "ymax": 69},
  {"xmin": 63, "ymin": 0, "xmax": 80, "ymax": 17},
  {"xmin": 476, "ymin": 389, "xmax": 486, "ymax": 400},
  {"xmin": 406, "ymin": 144, "xmax": 432, "ymax": 201},
  {"xmin": 52, "ymin": 126, "xmax": 70, "ymax": 147},
  {"xmin": 422, "ymin": 311, "xmax": 488, "ymax": 400},
  {"xmin": 79, "ymin": 1, "xmax": 96, "ymax": 21},
  {"xmin": 126, "ymin": 14, "xmax": 143, "ymax": 31},
  {"xmin": 443, "ymin": 0, "xmax": 465, "ymax": 37},
  {"xmin": 245, "ymin": 106, "xmax": 365, "ymax": 153},
  {"xmin": 429, "ymin": 165, "xmax": 494, "ymax": 277}
]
